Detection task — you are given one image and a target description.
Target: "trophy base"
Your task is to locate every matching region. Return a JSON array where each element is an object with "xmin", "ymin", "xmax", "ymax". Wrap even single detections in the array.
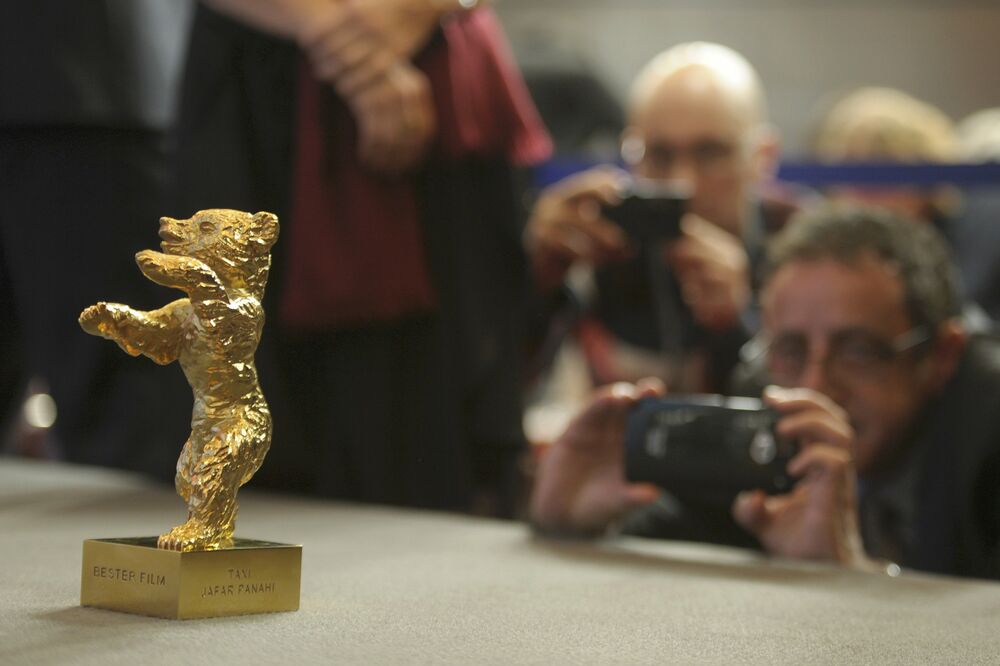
[{"xmin": 81, "ymin": 537, "xmax": 302, "ymax": 619}]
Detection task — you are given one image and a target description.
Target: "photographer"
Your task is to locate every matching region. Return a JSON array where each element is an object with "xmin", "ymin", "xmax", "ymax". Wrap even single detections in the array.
[
  {"xmin": 531, "ymin": 205, "xmax": 1000, "ymax": 579},
  {"xmin": 531, "ymin": 380, "xmax": 867, "ymax": 566},
  {"xmin": 525, "ymin": 42, "xmax": 785, "ymax": 393}
]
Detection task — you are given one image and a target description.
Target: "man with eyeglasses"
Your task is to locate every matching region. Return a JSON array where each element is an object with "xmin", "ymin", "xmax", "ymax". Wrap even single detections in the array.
[
  {"xmin": 525, "ymin": 42, "xmax": 785, "ymax": 393},
  {"xmin": 531, "ymin": 205, "xmax": 1000, "ymax": 579}
]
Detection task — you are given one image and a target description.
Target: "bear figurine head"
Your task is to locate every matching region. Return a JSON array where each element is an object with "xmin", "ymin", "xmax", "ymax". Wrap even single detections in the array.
[{"xmin": 158, "ymin": 209, "xmax": 279, "ymax": 297}]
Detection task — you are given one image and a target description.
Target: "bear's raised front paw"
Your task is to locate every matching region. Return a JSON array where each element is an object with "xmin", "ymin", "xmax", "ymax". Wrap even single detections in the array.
[
  {"xmin": 135, "ymin": 249, "xmax": 166, "ymax": 276},
  {"xmin": 158, "ymin": 520, "xmax": 232, "ymax": 552},
  {"xmin": 79, "ymin": 303, "xmax": 110, "ymax": 336}
]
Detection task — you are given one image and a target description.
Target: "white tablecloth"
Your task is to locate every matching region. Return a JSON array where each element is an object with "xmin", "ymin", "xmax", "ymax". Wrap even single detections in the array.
[{"xmin": 2, "ymin": 458, "xmax": 999, "ymax": 664}]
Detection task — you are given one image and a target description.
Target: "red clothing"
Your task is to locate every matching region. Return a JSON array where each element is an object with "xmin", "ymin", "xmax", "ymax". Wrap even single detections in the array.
[{"xmin": 280, "ymin": 10, "xmax": 551, "ymax": 330}]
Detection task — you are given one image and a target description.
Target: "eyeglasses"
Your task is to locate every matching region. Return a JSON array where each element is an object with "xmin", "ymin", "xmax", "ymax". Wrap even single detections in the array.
[
  {"xmin": 621, "ymin": 136, "xmax": 744, "ymax": 177},
  {"xmin": 743, "ymin": 326, "xmax": 933, "ymax": 386}
]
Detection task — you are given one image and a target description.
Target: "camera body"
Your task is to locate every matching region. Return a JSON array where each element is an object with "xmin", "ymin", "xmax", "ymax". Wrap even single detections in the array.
[
  {"xmin": 624, "ymin": 395, "xmax": 797, "ymax": 507},
  {"xmin": 601, "ymin": 179, "xmax": 689, "ymax": 244}
]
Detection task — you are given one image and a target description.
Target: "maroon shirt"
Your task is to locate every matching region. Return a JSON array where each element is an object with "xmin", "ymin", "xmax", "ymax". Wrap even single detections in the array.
[{"xmin": 280, "ymin": 10, "xmax": 551, "ymax": 330}]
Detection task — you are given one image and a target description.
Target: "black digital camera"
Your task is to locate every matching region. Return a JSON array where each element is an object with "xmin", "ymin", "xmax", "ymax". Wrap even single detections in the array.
[
  {"xmin": 601, "ymin": 179, "xmax": 690, "ymax": 244},
  {"xmin": 624, "ymin": 395, "xmax": 797, "ymax": 507}
]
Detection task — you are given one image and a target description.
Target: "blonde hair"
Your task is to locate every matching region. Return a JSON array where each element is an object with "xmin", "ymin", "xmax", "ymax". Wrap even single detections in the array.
[
  {"xmin": 958, "ymin": 108, "xmax": 1000, "ymax": 162},
  {"xmin": 813, "ymin": 87, "xmax": 957, "ymax": 163}
]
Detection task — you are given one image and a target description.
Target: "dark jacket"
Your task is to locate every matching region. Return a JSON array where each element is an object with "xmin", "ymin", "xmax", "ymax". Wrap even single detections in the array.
[
  {"xmin": 905, "ymin": 335, "xmax": 1000, "ymax": 578},
  {"xmin": 624, "ymin": 335, "xmax": 1000, "ymax": 580},
  {"xmin": 0, "ymin": 0, "xmax": 190, "ymax": 129}
]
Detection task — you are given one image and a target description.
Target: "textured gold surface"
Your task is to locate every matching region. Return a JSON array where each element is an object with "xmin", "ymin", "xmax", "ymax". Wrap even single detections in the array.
[
  {"xmin": 81, "ymin": 538, "xmax": 302, "ymax": 619},
  {"xmin": 80, "ymin": 210, "xmax": 280, "ymax": 551}
]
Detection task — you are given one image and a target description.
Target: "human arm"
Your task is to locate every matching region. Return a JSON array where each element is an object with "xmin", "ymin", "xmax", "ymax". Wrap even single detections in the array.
[
  {"xmin": 301, "ymin": 0, "xmax": 485, "ymax": 96},
  {"xmin": 529, "ymin": 380, "xmax": 665, "ymax": 536},
  {"xmin": 524, "ymin": 166, "xmax": 634, "ymax": 293},
  {"xmin": 200, "ymin": 0, "xmax": 329, "ymax": 41},
  {"xmin": 731, "ymin": 387, "xmax": 875, "ymax": 568}
]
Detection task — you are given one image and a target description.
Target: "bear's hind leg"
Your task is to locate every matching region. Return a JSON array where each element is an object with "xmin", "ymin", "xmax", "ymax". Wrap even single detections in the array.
[
  {"xmin": 158, "ymin": 438, "xmax": 242, "ymax": 551},
  {"xmin": 173, "ymin": 438, "xmax": 196, "ymax": 504}
]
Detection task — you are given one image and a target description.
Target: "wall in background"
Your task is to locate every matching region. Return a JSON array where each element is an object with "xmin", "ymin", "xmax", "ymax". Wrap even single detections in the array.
[{"xmin": 496, "ymin": 0, "xmax": 1000, "ymax": 155}]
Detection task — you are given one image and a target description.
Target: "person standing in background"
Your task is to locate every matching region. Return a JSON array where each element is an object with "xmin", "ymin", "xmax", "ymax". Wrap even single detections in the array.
[
  {"xmin": 172, "ymin": 0, "xmax": 551, "ymax": 515},
  {"xmin": 0, "ymin": 0, "xmax": 194, "ymax": 477}
]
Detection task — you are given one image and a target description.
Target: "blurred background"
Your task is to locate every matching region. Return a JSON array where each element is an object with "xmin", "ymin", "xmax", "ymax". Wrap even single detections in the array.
[
  {"xmin": 499, "ymin": 0, "xmax": 1000, "ymax": 157},
  {"xmin": 2, "ymin": 0, "xmax": 999, "ymax": 517}
]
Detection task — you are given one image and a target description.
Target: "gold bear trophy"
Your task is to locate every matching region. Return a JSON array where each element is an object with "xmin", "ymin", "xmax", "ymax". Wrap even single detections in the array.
[{"xmin": 78, "ymin": 210, "xmax": 301, "ymax": 620}]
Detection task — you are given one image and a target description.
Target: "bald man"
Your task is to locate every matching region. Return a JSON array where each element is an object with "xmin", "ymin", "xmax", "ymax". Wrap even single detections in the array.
[{"xmin": 526, "ymin": 42, "xmax": 784, "ymax": 393}]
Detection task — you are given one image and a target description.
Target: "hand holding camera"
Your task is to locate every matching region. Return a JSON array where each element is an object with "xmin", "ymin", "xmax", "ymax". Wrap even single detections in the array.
[
  {"xmin": 531, "ymin": 383, "xmax": 869, "ymax": 565},
  {"xmin": 525, "ymin": 166, "xmax": 634, "ymax": 291},
  {"xmin": 525, "ymin": 168, "xmax": 690, "ymax": 292},
  {"xmin": 730, "ymin": 387, "xmax": 868, "ymax": 565},
  {"xmin": 530, "ymin": 379, "xmax": 665, "ymax": 535},
  {"xmin": 526, "ymin": 166, "xmax": 749, "ymax": 334}
]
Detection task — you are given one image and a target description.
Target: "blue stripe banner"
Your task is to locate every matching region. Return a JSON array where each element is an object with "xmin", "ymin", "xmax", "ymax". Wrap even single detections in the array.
[
  {"xmin": 533, "ymin": 158, "xmax": 1000, "ymax": 189},
  {"xmin": 777, "ymin": 162, "xmax": 1000, "ymax": 188}
]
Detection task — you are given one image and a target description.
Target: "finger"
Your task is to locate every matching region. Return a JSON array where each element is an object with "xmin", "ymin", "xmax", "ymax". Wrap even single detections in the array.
[
  {"xmin": 665, "ymin": 238, "xmax": 717, "ymax": 282},
  {"xmin": 300, "ymin": 4, "xmax": 357, "ymax": 51},
  {"xmin": 635, "ymin": 376, "xmax": 667, "ymax": 397},
  {"xmin": 622, "ymin": 482, "xmax": 661, "ymax": 509},
  {"xmin": 548, "ymin": 166, "xmax": 631, "ymax": 206},
  {"xmin": 664, "ymin": 238, "xmax": 700, "ymax": 270},
  {"xmin": 732, "ymin": 489, "xmax": 771, "ymax": 535},
  {"xmin": 774, "ymin": 410, "xmax": 853, "ymax": 449},
  {"xmin": 567, "ymin": 383, "xmax": 641, "ymax": 428},
  {"xmin": 545, "ymin": 217, "xmax": 629, "ymax": 264},
  {"xmin": 763, "ymin": 386, "xmax": 849, "ymax": 424},
  {"xmin": 664, "ymin": 217, "xmax": 713, "ymax": 265},
  {"xmin": 679, "ymin": 212, "xmax": 727, "ymax": 241},
  {"xmin": 336, "ymin": 50, "xmax": 397, "ymax": 98},
  {"xmin": 597, "ymin": 381, "xmax": 644, "ymax": 419},
  {"xmin": 561, "ymin": 201, "xmax": 624, "ymax": 249},
  {"xmin": 312, "ymin": 36, "xmax": 380, "ymax": 83},
  {"xmin": 571, "ymin": 209, "xmax": 630, "ymax": 256},
  {"xmin": 534, "ymin": 227, "xmax": 593, "ymax": 265},
  {"xmin": 787, "ymin": 445, "xmax": 852, "ymax": 480},
  {"xmin": 557, "ymin": 382, "xmax": 641, "ymax": 452},
  {"xmin": 298, "ymin": 8, "xmax": 337, "ymax": 48}
]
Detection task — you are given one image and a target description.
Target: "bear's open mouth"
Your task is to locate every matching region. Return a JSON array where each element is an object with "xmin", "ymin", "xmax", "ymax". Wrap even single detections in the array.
[{"xmin": 158, "ymin": 228, "xmax": 183, "ymax": 243}]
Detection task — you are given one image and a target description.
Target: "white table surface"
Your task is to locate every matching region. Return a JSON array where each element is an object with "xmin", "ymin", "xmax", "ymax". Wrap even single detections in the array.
[{"xmin": 2, "ymin": 457, "xmax": 999, "ymax": 665}]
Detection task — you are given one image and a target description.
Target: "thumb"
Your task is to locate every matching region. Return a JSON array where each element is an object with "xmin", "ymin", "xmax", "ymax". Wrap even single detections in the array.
[
  {"xmin": 635, "ymin": 376, "xmax": 667, "ymax": 398},
  {"xmin": 622, "ymin": 482, "xmax": 661, "ymax": 510}
]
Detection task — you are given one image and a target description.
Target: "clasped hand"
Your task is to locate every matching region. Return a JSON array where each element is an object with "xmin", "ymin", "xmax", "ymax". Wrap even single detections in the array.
[{"xmin": 299, "ymin": 0, "xmax": 444, "ymax": 173}]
